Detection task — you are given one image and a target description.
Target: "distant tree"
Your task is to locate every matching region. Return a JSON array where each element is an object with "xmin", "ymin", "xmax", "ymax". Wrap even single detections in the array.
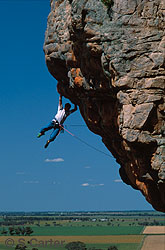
[
  {"xmin": 25, "ymin": 226, "xmax": 33, "ymax": 236},
  {"xmin": 107, "ymin": 246, "xmax": 118, "ymax": 250},
  {"xmin": 153, "ymin": 220, "xmax": 160, "ymax": 225},
  {"xmin": 20, "ymin": 227, "xmax": 26, "ymax": 235},
  {"xmin": 45, "ymin": 223, "xmax": 50, "ymax": 226},
  {"xmin": 1, "ymin": 227, "xmax": 8, "ymax": 235},
  {"xmin": 88, "ymin": 248, "xmax": 102, "ymax": 250},
  {"xmin": 15, "ymin": 227, "xmax": 21, "ymax": 235},
  {"xmin": 65, "ymin": 241, "xmax": 87, "ymax": 250},
  {"xmin": 9, "ymin": 226, "xmax": 15, "ymax": 235},
  {"xmin": 15, "ymin": 244, "xmax": 27, "ymax": 250}
]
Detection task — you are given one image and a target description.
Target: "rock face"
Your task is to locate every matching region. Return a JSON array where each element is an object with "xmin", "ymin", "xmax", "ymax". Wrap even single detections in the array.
[{"xmin": 44, "ymin": 0, "xmax": 165, "ymax": 212}]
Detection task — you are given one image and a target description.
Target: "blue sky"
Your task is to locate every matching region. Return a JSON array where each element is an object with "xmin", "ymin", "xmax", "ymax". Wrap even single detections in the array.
[{"xmin": 0, "ymin": 0, "xmax": 153, "ymax": 212}]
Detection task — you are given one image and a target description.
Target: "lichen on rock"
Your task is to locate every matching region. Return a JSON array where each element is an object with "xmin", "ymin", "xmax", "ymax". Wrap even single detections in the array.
[{"xmin": 44, "ymin": 0, "xmax": 165, "ymax": 212}]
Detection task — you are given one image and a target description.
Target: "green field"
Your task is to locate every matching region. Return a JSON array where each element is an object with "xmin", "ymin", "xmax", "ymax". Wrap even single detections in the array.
[
  {"xmin": 0, "ymin": 211, "xmax": 164, "ymax": 250},
  {"xmin": 28, "ymin": 225, "xmax": 144, "ymax": 236}
]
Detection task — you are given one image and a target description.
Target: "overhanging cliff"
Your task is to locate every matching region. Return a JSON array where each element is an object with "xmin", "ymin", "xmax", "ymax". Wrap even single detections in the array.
[{"xmin": 44, "ymin": 0, "xmax": 165, "ymax": 212}]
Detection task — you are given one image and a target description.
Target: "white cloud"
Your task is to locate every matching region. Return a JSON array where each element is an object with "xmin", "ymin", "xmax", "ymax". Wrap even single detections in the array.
[
  {"xmin": 16, "ymin": 172, "xmax": 25, "ymax": 175},
  {"xmin": 114, "ymin": 179, "xmax": 122, "ymax": 183},
  {"xmin": 91, "ymin": 183, "xmax": 104, "ymax": 187},
  {"xmin": 45, "ymin": 158, "xmax": 64, "ymax": 163},
  {"xmin": 84, "ymin": 166, "xmax": 91, "ymax": 169},
  {"xmin": 24, "ymin": 180, "xmax": 39, "ymax": 184},
  {"xmin": 81, "ymin": 183, "xmax": 90, "ymax": 187},
  {"xmin": 81, "ymin": 183, "xmax": 104, "ymax": 187},
  {"xmin": 52, "ymin": 181, "xmax": 61, "ymax": 185}
]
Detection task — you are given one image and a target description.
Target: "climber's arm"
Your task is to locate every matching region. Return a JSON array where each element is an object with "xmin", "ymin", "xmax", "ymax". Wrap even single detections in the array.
[
  {"xmin": 58, "ymin": 94, "xmax": 63, "ymax": 110},
  {"xmin": 70, "ymin": 104, "xmax": 77, "ymax": 113}
]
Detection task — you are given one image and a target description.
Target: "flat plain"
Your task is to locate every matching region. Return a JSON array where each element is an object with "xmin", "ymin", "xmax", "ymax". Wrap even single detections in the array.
[
  {"xmin": 143, "ymin": 226, "xmax": 165, "ymax": 234},
  {"xmin": 0, "ymin": 211, "xmax": 164, "ymax": 250},
  {"xmin": 141, "ymin": 235, "xmax": 165, "ymax": 250}
]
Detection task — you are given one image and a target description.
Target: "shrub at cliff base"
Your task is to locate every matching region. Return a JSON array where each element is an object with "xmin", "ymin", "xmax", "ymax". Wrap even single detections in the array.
[{"xmin": 65, "ymin": 241, "xmax": 87, "ymax": 250}]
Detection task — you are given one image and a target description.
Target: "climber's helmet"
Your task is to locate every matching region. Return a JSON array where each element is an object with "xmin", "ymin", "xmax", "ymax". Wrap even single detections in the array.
[{"xmin": 65, "ymin": 103, "xmax": 71, "ymax": 111}]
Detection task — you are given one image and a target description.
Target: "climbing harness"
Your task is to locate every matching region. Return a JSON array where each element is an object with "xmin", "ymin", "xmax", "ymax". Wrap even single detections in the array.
[{"xmin": 59, "ymin": 124, "xmax": 113, "ymax": 158}]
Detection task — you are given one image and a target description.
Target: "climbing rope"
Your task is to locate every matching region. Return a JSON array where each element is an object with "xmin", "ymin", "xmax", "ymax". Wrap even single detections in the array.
[
  {"xmin": 59, "ymin": 125, "xmax": 113, "ymax": 158},
  {"xmin": 65, "ymin": 125, "xmax": 86, "ymax": 127}
]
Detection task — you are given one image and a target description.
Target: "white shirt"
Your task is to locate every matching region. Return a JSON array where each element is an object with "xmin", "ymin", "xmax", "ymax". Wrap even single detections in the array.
[{"xmin": 52, "ymin": 104, "xmax": 72, "ymax": 124}]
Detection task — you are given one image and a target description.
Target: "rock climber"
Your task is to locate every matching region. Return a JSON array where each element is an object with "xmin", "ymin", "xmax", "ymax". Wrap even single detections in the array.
[{"xmin": 37, "ymin": 94, "xmax": 77, "ymax": 148}]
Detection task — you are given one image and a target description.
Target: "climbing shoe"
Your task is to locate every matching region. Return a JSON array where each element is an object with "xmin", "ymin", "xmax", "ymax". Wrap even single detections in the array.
[
  {"xmin": 44, "ymin": 140, "xmax": 50, "ymax": 148},
  {"xmin": 37, "ymin": 132, "xmax": 44, "ymax": 138}
]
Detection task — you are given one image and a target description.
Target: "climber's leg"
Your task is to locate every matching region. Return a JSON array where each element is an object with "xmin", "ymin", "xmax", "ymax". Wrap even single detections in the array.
[
  {"xmin": 37, "ymin": 121, "xmax": 55, "ymax": 138},
  {"xmin": 49, "ymin": 127, "xmax": 61, "ymax": 141},
  {"xmin": 44, "ymin": 127, "xmax": 60, "ymax": 148}
]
